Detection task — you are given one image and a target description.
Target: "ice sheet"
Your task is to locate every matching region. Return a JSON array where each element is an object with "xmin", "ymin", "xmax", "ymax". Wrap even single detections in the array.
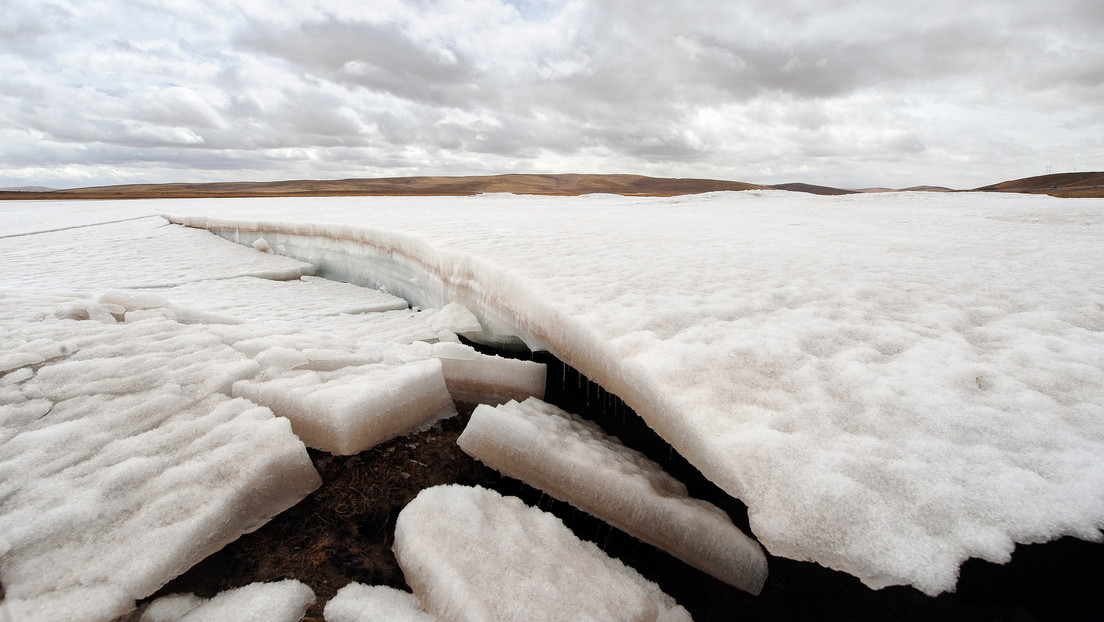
[
  {"xmin": 162, "ymin": 191, "xmax": 1104, "ymax": 594},
  {"xmin": 138, "ymin": 580, "xmax": 315, "ymax": 622},
  {"xmin": 393, "ymin": 484, "xmax": 691, "ymax": 621},
  {"xmin": 324, "ymin": 583, "xmax": 434, "ymax": 622},
  {"xmin": 0, "ymin": 218, "xmax": 312, "ymax": 291},
  {"xmin": 458, "ymin": 397, "xmax": 767, "ymax": 593}
]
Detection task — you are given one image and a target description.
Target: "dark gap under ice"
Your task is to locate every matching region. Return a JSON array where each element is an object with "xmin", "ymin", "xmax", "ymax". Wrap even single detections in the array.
[{"xmin": 149, "ymin": 343, "xmax": 1104, "ymax": 621}]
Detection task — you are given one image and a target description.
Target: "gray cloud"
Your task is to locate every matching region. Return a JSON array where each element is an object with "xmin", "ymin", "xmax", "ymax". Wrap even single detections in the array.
[{"xmin": 1, "ymin": 0, "xmax": 1101, "ymax": 189}]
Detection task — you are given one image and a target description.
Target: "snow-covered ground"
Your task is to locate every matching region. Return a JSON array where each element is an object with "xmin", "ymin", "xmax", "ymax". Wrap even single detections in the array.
[{"xmin": 2, "ymin": 190, "xmax": 1102, "ymax": 613}]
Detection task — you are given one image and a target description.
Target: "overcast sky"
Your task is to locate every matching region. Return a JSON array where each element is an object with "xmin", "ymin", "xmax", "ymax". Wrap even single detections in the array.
[{"xmin": 1, "ymin": 0, "xmax": 1101, "ymax": 190}]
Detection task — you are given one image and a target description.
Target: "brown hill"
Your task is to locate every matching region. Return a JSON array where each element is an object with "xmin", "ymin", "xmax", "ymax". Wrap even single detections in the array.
[
  {"xmin": 0, "ymin": 174, "xmax": 766, "ymax": 201},
  {"xmin": 974, "ymin": 172, "xmax": 1104, "ymax": 198},
  {"xmin": 770, "ymin": 183, "xmax": 856, "ymax": 196}
]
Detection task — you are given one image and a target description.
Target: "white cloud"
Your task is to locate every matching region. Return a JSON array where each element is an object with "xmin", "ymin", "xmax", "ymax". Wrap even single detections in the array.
[{"xmin": 1, "ymin": 0, "xmax": 1102, "ymax": 189}]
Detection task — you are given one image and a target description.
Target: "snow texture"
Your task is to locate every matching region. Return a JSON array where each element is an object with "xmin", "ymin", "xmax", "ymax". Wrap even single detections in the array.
[
  {"xmin": 164, "ymin": 191, "xmax": 1104, "ymax": 594},
  {"xmin": 138, "ymin": 580, "xmax": 315, "ymax": 622},
  {"xmin": 458, "ymin": 397, "xmax": 768, "ymax": 593},
  {"xmin": 324, "ymin": 583, "xmax": 434, "ymax": 622},
  {"xmin": 0, "ymin": 302, "xmax": 322, "ymax": 622},
  {"xmin": 393, "ymin": 485, "xmax": 691, "ymax": 622}
]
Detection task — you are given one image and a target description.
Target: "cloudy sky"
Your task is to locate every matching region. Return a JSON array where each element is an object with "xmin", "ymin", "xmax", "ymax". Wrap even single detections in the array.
[{"xmin": 1, "ymin": 0, "xmax": 1101, "ymax": 190}]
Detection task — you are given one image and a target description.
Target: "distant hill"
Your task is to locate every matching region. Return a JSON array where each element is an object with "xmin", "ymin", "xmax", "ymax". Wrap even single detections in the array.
[
  {"xmin": 1, "ymin": 186, "xmax": 56, "ymax": 192},
  {"xmin": 770, "ymin": 183, "xmax": 856, "ymax": 196},
  {"xmin": 0, "ymin": 174, "xmax": 767, "ymax": 200},
  {"xmin": 974, "ymin": 172, "xmax": 1104, "ymax": 198}
]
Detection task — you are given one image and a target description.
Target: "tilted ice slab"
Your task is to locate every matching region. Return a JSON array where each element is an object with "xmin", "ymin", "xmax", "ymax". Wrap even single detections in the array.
[
  {"xmin": 393, "ymin": 485, "xmax": 691, "ymax": 622},
  {"xmin": 458, "ymin": 397, "xmax": 768, "ymax": 594},
  {"xmin": 165, "ymin": 191, "xmax": 1104, "ymax": 594},
  {"xmin": 324, "ymin": 583, "xmax": 434, "ymax": 622},
  {"xmin": 0, "ymin": 300, "xmax": 321, "ymax": 622},
  {"xmin": 233, "ymin": 358, "xmax": 457, "ymax": 455},
  {"xmin": 136, "ymin": 579, "xmax": 315, "ymax": 622}
]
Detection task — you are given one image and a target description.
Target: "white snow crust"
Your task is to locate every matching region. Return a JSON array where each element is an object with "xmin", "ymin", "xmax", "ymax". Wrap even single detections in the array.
[
  {"xmin": 393, "ymin": 484, "xmax": 691, "ymax": 622},
  {"xmin": 138, "ymin": 579, "xmax": 315, "ymax": 622},
  {"xmin": 161, "ymin": 191, "xmax": 1104, "ymax": 594},
  {"xmin": 0, "ymin": 210, "xmax": 536, "ymax": 620},
  {"xmin": 0, "ymin": 301, "xmax": 322, "ymax": 622},
  {"xmin": 324, "ymin": 583, "xmax": 434, "ymax": 622},
  {"xmin": 458, "ymin": 397, "xmax": 768, "ymax": 593}
]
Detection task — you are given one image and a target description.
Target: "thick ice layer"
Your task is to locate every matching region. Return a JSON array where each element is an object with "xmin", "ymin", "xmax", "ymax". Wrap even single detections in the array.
[
  {"xmin": 324, "ymin": 584, "xmax": 434, "ymax": 622},
  {"xmin": 138, "ymin": 580, "xmax": 315, "ymax": 622},
  {"xmin": 458, "ymin": 397, "xmax": 767, "ymax": 593},
  {"xmin": 232, "ymin": 358, "xmax": 456, "ymax": 455},
  {"xmin": 406, "ymin": 340, "xmax": 546, "ymax": 404},
  {"xmin": 163, "ymin": 192, "xmax": 1104, "ymax": 594},
  {"xmin": 393, "ymin": 485, "xmax": 690, "ymax": 622},
  {"xmin": 0, "ymin": 304, "xmax": 321, "ymax": 622}
]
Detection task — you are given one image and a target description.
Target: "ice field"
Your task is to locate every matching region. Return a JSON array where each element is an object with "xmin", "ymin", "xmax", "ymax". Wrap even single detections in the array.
[{"xmin": 1, "ymin": 190, "xmax": 1103, "ymax": 618}]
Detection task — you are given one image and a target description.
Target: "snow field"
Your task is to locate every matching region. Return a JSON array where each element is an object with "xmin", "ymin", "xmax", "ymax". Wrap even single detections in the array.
[
  {"xmin": 393, "ymin": 484, "xmax": 692, "ymax": 622},
  {"xmin": 458, "ymin": 397, "xmax": 768, "ymax": 594},
  {"xmin": 163, "ymin": 191, "xmax": 1104, "ymax": 594}
]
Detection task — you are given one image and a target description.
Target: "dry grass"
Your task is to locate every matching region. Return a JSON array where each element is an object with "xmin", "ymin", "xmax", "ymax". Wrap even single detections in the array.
[{"xmin": 0, "ymin": 174, "xmax": 766, "ymax": 201}]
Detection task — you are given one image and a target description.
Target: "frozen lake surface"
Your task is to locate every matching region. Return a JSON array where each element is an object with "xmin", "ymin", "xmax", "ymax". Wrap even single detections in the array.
[{"xmin": 2, "ymin": 190, "xmax": 1102, "ymax": 617}]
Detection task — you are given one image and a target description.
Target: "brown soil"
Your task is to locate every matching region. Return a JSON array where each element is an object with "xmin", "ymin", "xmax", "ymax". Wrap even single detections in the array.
[{"xmin": 0, "ymin": 174, "xmax": 765, "ymax": 201}]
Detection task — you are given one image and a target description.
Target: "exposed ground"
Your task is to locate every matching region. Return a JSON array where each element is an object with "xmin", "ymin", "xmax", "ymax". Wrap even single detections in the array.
[
  {"xmin": 973, "ymin": 172, "xmax": 1104, "ymax": 198},
  {"xmin": 144, "ymin": 355, "xmax": 1103, "ymax": 621}
]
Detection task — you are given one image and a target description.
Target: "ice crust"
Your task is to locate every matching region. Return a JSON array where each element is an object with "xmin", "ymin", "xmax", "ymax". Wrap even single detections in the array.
[
  {"xmin": 138, "ymin": 580, "xmax": 315, "ymax": 622},
  {"xmin": 458, "ymin": 397, "xmax": 768, "ymax": 593},
  {"xmin": 163, "ymin": 191, "xmax": 1104, "ymax": 594},
  {"xmin": 233, "ymin": 358, "xmax": 456, "ymax": 455},
  {"xmin": 324, "ymin": 583, "xmax": 435, "ymax": 622},
  {"xmin": 393, "ymin": 485, "xmax": 691, "ymax": 622}
]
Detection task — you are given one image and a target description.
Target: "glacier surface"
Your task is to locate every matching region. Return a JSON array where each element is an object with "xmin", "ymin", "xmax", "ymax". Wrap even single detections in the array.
[{"xmin": 162, "ymin": 190, "xmax": 1104, "ymax": 594}]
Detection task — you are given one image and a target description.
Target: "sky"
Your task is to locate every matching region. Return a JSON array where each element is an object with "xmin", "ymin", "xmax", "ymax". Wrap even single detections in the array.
[{"xmin": 1, "ymin": 0, "xmax": 1102, "ymax": 190}]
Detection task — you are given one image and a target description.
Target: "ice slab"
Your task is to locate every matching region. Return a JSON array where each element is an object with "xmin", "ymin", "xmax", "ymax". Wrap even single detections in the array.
[
  {"xmin": 407, "ymin": 340, "xmax": 546, "ymax": 404},
  {"xmin": 459, "ymin": 397, "xmax": 767, "ymax": 593},
  {"xmin": 132, "ymin": 275, "xmax": 410, "ymax": 323},
  {"xmin": 393, "ymin": 484, "xmax": 691, "ymax": 622},
  {"xmin": 138, "ymin": 580, "xmax": 315, "ymax": 622},
  {"xmin": 324, "ymin": 583, "xmax": 434, "ymax": 622},
  {"xmin": 232, "ymin": 358, "xmax": 457, "ymax": 455},
  {"xmin": 162, "ymin": 192, "xmax": 1104, "ymax": 594},
  {"xmin": 0, "ymin": 300, "xmax": 321, "ymax": 622}
]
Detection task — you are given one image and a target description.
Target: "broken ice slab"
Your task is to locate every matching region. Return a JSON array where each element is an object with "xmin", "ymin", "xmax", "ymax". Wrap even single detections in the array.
[
  {"xmin": 406, "ymin": 340, "xmax": 546, "ymax": 404},
  {"xmin": 324, "ymin": 583, "xmax": 434, "ymax": 622},
  {"xmin": 136, "ymin": 579, "xmax": 315, "ymax": 622},
  {"xmin": 457, "ymin": 397, "xmax": 768, "ymax": 595},
  {"xmin": 232, "ymin": 358, "xmax": 456, "ymax": 455},
  {"xmin": 393, "ymin": 485, "xmax": 691, "ymax": 622},
  {"xmin": 0, "ymin": 395, "xmax": 321, "ymax": 622}
]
